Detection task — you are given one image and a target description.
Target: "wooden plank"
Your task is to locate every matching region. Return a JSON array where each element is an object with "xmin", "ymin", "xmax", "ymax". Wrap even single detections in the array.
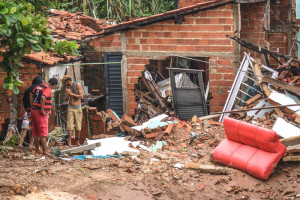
[
  {"xmin": 280, "ymin": 135, "xmax": 300, "ymax": 147},
  {"xmin": 227, "ymin": 35, "xmax": 300, "ymax": 65},
  {"xmin": 286, "ymin": 145, "xmax": 300, "ymax": 154},
  {"xmin": 73, "ymin": 62, "xmax": 81, "ymax": 81},
  {"xmin": 263, "ymin": 76, "xmax": 300, "ymax": 97},
  {"xmin": 253, "ymin": 58, "xmax": 285, "ymax": 118},
  {"xmin": 282, "ymin": 156, "xmax": 300, "ymax": 162},
  {"xmin": 61, "ymin": 143, "xmax": 101, "ymax": 154},
  {"xmin": 253, "ymin": 58, "xmax": 264, "ymax": 85},
  {"xmin": 267, "ymin": 99, "xmax": 294, "ymax": 115},
  {"xmin": 264, "ymin": 0, "xmax": 270, "ymax": 31},
  {"xmin": 245, "ymin": 94, "xmax": 262, "ymax": 105},
  {"xmin": 184, "ymin": 164, "xmax": 230, "ymax": 175}
]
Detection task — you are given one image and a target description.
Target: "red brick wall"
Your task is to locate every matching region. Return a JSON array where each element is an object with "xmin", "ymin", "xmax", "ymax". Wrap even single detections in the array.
[
  {"xmin": 124, "ymin": 4, "xmax": 234, "ymax": 53},
  {"xmin": 266, "ymin": 32, "xmax": 288, "ymax": 65},
  {"xmin": 0, "ymin": 63, "xmax": 42, "ymax": 132},
  {"xmin": 80, "ymin": 108, "xmax": 105, "ymax": 143},
  {"xmin": 179, "ymin": 0, "xmax": 212, "ymax": 8},
  {"xmin": 123, "ymin": 4, "xmax": 235, "ymax": 114},
  {"xmin": 209, "ymin": 57, "xmax": 234, "ymax": 112},
  {"xmin": 89, "ymin": 33, "xmax": 121, "ymax": 48},
  {"xmin": 126, "ymin": 57, "xmax": 149, "ymax": 116},
  {"xmin": 240, "ymin": 1, "xmax": 289, "ymax": 66},
  {"xmin": 240, "ymin": 2, "xmax": 265, "ymax": 46},
  {"xmin": 270, "ymin": 0, "xmax": 289, "ymax": 24}
]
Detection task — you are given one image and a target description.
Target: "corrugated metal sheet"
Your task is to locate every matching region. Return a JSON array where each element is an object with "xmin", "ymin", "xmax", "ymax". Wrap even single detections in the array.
[{"xmin": 104, "ymin": 52, "xmax": 123, "ymax": 117}]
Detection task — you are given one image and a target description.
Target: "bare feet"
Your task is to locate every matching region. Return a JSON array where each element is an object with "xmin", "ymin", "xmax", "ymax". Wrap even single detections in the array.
[
  {"xmin": 43, "ymin": 152, "xmax": 57, "ymax": 159},
  {"xmin": 28, "ymin": 145, "xmax": 33, "ymax": 150},
  {"xmin": 34, "ymin": 149, "xmax": 43, "ymax": 155}
]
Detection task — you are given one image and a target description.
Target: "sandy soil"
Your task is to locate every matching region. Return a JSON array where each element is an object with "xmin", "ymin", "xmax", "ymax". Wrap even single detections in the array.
[{"xmin": 1, "ymin": 126, "xmax": 299, "ymax": 200}]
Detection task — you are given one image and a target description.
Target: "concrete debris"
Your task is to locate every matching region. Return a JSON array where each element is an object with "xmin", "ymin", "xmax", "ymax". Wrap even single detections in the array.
[
  {"xmin": 61, "ymin": 143, "xmax": 101, "ymax": 154},
  {"xmin": 184, "ymin": 164, "xmax": 230, "ymax": 175}
]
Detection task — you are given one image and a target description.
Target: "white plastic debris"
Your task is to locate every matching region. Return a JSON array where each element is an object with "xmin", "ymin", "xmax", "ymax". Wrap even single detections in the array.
[
  {"xmin": 131, "ymin": 114, "xmax": 168, "ymax": 131},
  {"xmin": 87, "ymin": 137, "xmax": 141, "ymax": 156},
  {"xmin": 174, "ymin": 163, "xmax": 184, "ymax": 169},
  {"xmin": 272, "ymin": 118, "xmax": 300, "ymax": 138}
]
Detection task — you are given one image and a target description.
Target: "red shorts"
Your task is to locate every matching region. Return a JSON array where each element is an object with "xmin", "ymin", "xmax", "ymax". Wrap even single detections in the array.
[{"xmin": 31, "ymin": 110, "xmax": 48, "ymax": 137}]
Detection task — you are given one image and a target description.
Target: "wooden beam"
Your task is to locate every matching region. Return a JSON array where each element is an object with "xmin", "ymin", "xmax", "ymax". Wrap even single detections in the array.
[
  {"xmin": 282, "ymin": 156, "xmax": 300, "ymax": 162},
  {"xmin": 253, "ymin": 58, "xmax": 284, "ymax": 118},
  {"xmin": 212, "ymin": 102, "xmax": 300, "ymax": 115},
  {"xmin": 245, "ymin": 94, "xmax": 262, "ymax": 105},
  {"xmin": 253, "ymin": 58, "xmax": 263, "ymax": 85},
  {"xmin": 280, "ymin": 135, "xmax": 300, "ymax": 147},
  {"xmin": 264, "ymin": 0, "xmax": 270, "ymax": 31},
  {"xmin": 262, "ymin": 76, "xmax": 300, "ymax": 97},
  {"xmin": 61, "ymin": 143, "xmax": 101, "ymax": 154},
  {"xmin": 286, "ymin": 145, "xmax": 300, "ymax": 154},
  {"xmin": 227, "ymin": 35, "xmax": 300, "ymax": 65}
]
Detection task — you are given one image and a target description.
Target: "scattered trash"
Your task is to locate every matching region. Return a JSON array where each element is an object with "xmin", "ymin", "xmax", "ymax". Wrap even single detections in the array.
[
  {"xmin": 149, "ymin": 141, "xmax": 167, "ymax": 152},
  {"xmin": 174, "ymin": 163, "xmax": 184, "ymax": 169},
  {"xmin": 189, "ymin": 132, "xmax": 199, "ymax": 145},
  {"xmin": 87, "ymin": 137, "xmax": 142, "ymax": 156}
]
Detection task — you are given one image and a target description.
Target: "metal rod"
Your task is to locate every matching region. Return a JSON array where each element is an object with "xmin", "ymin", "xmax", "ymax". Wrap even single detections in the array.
[
  {"xmin": 60, "ymin": 62, "xmax": 121, "ymax": 66},
  {"xmin": 238, "ymin": 89, "xmax": 253, "ymax": 98},
  {"xmin": 241, "ymin": 82, "xmax": 264, "ymax": 95},
  {"xmin": 245, "ymin": 75, "xmax": 257, "ymax": 82},
  {"xmin": 236, "ymin": 97, "xmax": 246, "ymax": 104},
  {"xmin": 212, "ymin": 103, "xmax": 300, "ymax": 115}
]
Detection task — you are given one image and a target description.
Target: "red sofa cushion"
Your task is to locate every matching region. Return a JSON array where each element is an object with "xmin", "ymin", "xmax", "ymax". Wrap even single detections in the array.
[
  {"xmin": 212, "ymin": 139, "xmax": 286, "ymax": 180},
  {"xmin": 223, "ymin": 117, "xmax": 280, "ymax": 153},
  {"xmin": 213, "ymin": 117, "xmax": 286, "ymax": 180}
]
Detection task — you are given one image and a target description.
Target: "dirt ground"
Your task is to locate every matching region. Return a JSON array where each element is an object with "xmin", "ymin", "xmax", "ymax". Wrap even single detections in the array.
[{"xmin": 0, "ymin": 125, "xmax": 299, "ymax": 200}]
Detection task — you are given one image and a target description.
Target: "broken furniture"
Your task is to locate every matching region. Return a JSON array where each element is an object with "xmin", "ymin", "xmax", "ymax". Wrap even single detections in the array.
[
  {"xmin": 212, "ymin": 117, "xmax": 286, "ymax": 180},
  {"xmin": 169, "ymin": 68, "xmax": 208, "ymax": 120}
]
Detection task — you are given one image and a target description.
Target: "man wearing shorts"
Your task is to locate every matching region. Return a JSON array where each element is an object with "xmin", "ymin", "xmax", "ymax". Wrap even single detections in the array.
[
  {"xmin": 62, "ymin": 75, "xmax": 83, "ymax": 146},
  {"xmin": 30, "ymin": 78, "xmax": 58, "ymax": 156},
  {"xmin": 19, "ymin": 76, "xmax": 43, "ymax": 148}
]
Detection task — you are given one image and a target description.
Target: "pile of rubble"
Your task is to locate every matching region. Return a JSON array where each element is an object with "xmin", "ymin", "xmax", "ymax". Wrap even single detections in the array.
[
  {"xmin": 48, "ymin": 9, "xmax": 107, "ymax": 40},
  {"xmin": 133, "ymin": 70, "xmax": 173, "ymax": 123},
  {"xmin": 224, "ymin": 55, "xmax": 300, "ymax": 162}
]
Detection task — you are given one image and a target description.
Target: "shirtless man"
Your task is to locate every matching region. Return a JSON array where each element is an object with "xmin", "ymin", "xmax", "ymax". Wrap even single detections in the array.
[{"xmin": 62, "ymin": 75, "xmax": 83, "ymax": 146}]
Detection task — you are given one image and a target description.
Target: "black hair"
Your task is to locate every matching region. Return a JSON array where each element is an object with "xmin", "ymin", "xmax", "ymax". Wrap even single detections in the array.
[
  {"xmin": 48, "ymin": 78, "xmax": 58, "ymax": 86},
  {"xmin": 65, "ymin": 77, "xmax": 72, "ymax": 82}
]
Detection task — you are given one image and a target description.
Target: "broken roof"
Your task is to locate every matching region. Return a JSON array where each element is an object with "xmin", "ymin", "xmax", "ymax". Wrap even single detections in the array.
[
  {"xmin": 48, "ymin": 9, "xmax": 108, "ymax": 41},
  {"xmin": 25, "ymin": 0, "xmax": 233, "ymax": 65},
  {"xmin": 25, "ymin": 9, "xmax": 108, "ymax": 66},
  {"xmin": 84, "ymin": 0, "xmax": 233, "ymax": 40}
]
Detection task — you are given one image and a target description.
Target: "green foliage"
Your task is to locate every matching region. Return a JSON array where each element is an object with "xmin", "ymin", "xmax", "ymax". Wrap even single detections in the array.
[
  {"xmin": 0, "ymin": 146, "xmax": 7, "ymax": 153},
  {"xmin": 4, "ymin": 134, "xmax": 19, "ymax": 146},
  {"xmin": 0, "ymin": 0, "xmax": 79, "ymax": 94},
  {"xmin": 30, "ymin": 0, "xmax": 175, "ymax": 22}
]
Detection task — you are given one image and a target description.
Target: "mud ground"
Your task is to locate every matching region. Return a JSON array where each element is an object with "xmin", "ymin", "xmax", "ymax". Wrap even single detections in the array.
[{"xmin": 0, "ymin": 126, "xmax": 299, "ymax": 200}]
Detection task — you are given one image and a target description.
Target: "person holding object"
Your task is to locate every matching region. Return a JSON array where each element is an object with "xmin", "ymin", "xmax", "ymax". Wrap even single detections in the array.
[
  {"xmin": 19, "ymin": 76, "xmax": 43, "ymax": 148},
  {"xmin": 30, "ymin": 78, "xmax": 58, "ymax": 157},
  {"xmin": 62, "ymin": 75, "xmax": 83, "ymax": 146}
]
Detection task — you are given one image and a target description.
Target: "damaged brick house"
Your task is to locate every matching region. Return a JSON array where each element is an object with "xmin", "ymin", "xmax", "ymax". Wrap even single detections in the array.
[
  {"xmin": 82, "ymin": 0, "xmax": 298, "ymax": 118},
  {"xmin": 0, "ymin": 0, "xmax": 298, "ymax": 139}
]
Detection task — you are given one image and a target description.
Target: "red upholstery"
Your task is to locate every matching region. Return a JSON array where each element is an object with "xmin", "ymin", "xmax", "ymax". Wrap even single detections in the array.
[{"xmin": 212, "ymin": 117, "xmax": 286, "ymax": 180}]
